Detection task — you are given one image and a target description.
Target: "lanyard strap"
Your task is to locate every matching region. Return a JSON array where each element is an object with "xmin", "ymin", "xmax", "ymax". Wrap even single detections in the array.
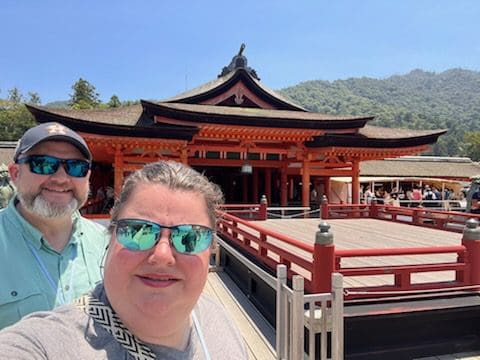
[
  {"xmin": 75, "ymin": 294, "xmax": 211, "ymax": 360},
  {"xmin": 192, "ymin": 310, "xmax": 212, "ymax": 360},
  {"xmin": 26, "ymin": 242, "xmax": 77, "ymax": 305}
]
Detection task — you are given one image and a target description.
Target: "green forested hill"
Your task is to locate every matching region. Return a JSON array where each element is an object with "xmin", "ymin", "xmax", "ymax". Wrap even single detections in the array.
[
  {"xmin": 278, "ymin": 68, "xmax": 480, "ymax": 156},
  {"xmin": 2, "ymin": 70, "xmax": 480, "ymax": 157}
]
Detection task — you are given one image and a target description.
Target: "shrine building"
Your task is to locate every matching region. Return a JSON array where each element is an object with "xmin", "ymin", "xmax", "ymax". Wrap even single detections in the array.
[{"xmin": 26, "ymin": 45, "xmax": 446, "ymax": 207}]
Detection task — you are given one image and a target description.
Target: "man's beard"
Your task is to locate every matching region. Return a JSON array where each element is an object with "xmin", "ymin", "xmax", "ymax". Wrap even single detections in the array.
[{"xmin": 17, "ymin": 191, "xmax": 83, "ymax": 218}]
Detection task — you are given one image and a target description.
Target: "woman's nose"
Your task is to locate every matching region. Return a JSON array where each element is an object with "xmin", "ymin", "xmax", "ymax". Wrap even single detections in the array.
[{"xmin": 147, "ymin": 232, "xmax": 175, "ymax": 265}]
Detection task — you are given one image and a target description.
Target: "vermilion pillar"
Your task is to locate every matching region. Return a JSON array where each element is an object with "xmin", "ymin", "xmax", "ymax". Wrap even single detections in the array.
[
  {"xmin": 180, "ymin": 148, "xmax": 188, "ymax": 164},
  {"xmin": 113, "ymin": 148, "xmax": 124, "ymax": 196},
  {"xmin": 324, "ymin": 176, "xmax": 331, "ymax": 202},
  {"xmin": 302, "ymin": 160, "xmax": 310, "ymax": 208},
  {"xmin": 265, "ymin": 168, "xmax": 272, "ymax": 204},
  {"xmin": 280, "ymin": 166, "xmax": 288, "ymax": 206},
  {"xmin": 351, "ymin": 159, "xmax": 360, "ymax": 204}
]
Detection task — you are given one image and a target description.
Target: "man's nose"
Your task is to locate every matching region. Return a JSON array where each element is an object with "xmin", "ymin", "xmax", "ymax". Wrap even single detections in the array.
[{"xmin": 49, "ymin": 164, "xmax": 69, "ymax": 180}]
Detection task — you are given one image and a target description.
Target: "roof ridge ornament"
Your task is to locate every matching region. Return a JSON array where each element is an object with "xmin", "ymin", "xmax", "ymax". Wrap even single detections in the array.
[{"xmin": 218, "ymin": 43, "xmax": 260, "ymax": 80}]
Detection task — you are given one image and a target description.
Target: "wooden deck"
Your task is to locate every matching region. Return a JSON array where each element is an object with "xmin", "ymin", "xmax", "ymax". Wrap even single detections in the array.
[
  {"xmin": 257, "ymin": 218, "xmax": 463, "ymax": 288},
  {"xmin": 207, "ymin": 217, "xmax": 480, "ymax": 359}
]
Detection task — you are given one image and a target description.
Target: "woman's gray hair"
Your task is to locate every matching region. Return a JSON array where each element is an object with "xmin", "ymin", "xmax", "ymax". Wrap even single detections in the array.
[{"xmin": 108, "ymin": 161, "xmax": 224, "ymax": 232}]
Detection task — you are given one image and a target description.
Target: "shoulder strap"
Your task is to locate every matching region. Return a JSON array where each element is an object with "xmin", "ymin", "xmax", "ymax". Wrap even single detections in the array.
[{"xmin": 74, "ymin": 294, "xmax": 156, "ymax": 360}]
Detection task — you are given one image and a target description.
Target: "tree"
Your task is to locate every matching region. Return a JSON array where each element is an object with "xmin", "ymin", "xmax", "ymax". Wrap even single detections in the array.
[
  {"xmin": 107, "ymin": 95, "xmax": 121, "ymax": 108},
  {"xmin": 8, "ymin": 87, "xmax": 23, "ymax": 103},
  {"xmin": 69, "ymin": 78, "xmax": 100, "ymax": 109},
  {"xmin": 462, "ymin": 131, "xmax": 480, "ymax": 161},
  {"xmin": 0, "ymin": 88, "xmax": 36, "ymax": 140},
  {"xmin": 26, "ymin": 92, "xmax": 41, "ymax": 105}
]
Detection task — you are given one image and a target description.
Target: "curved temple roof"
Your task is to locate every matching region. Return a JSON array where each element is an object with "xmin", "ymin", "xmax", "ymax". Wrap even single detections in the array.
[{"xmin": 25, "ymin": 46, "xmax": 446, "ymax": 152}]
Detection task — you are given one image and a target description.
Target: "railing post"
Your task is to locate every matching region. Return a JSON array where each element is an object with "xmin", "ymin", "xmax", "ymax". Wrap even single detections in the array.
[
  {"xmin": 291, "ymin": 276, "xmax": 305, "ymax": 360},
  {"xmin": 312, "ymin": 222, "xmax": 335, "ymax": 293},
  {"xmin": 276, "ymin": 265, "xmax": 288, "ymax": 359},
  {"xmin": 321, "ymin": 195, "xmax": 329, "ymax": 219},
  {"xmin": 213, "ymin": 242, "xmax": 221, "ymax": 270},
  {"xmin": 259, "ymin": 233, "xmax": 267, "ymax": 258},
  {"xmin": 259, "ymin": 194, "xmax": 268, "ymax": 220},
  {"xmin": 412, "ymin": 208, "xmax": 421, "ymax": 226},
  {"xmin": 331, "ymin": 273, "xmax": 344, "ymax": 360},
  {"xmin": 369, "ymin": 198, "xmax": 378, "ymax": 218},
  {"xmin": 462, "ymin": 218, "xmax": 480, "ymax": 285},
  {"xmin": 232, "ymin": 220, "xmax": 238, "ymax": 240}
]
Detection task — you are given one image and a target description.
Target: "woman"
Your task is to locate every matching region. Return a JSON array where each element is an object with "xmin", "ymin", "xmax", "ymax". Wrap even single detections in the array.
[
  {"xmin": 0, "ymin": 161, "xmax": 248, "ymax": 359},
  {"xmin": 363, "ymin": 186, "xmax": 374, "ymax": 204}
]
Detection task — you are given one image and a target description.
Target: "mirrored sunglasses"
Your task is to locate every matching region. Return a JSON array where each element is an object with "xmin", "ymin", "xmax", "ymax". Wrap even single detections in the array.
[
  {"xmin": 114, "ymin": 218, "xmax": 213, "ymax": 255},
  {"xmin": 16, "ymin": 155, "xmax": 90, "ymax": 178}
]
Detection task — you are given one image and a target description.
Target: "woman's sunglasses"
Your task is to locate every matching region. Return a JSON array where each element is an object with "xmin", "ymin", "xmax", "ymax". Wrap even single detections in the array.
[
  {"xmin": 16, "ymin": 155, "xmax": 91, "ymax": 178},
  {"xmin": 113, "ymin": 218, "xmax": 213, "ymax": 255}
]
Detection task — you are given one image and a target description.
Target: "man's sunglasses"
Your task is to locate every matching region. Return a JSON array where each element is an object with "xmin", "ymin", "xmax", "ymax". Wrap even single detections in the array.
[
  {"xmin": 113, "ymin": 218, "xmax": 213, "ymax": 255},
  {"xmin": 16, "ymin": 155, "xmax": 91, "ymax": 178}
]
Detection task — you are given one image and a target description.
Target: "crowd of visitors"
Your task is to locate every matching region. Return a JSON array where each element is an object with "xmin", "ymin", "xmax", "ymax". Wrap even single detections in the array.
[{"xmin": 361, "ymin": 184, "xmax": 464, "ymax": 208}]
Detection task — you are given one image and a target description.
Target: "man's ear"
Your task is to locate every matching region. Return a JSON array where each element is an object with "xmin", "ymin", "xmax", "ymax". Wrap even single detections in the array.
[{"xmin": 8, "ymin": 163, "xmax": 19, "ymax": 183}]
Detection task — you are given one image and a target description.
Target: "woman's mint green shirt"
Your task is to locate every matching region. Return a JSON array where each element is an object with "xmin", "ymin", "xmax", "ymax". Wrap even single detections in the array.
[{"xmin": 0, "ymin": 198, "xmax": 108, "ymax": 329}]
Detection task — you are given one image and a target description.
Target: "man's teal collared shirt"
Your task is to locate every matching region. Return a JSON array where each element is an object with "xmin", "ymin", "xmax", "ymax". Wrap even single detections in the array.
[{"xmin": 0, "ymin": 198, "xmax": 108, "ymax": 329}]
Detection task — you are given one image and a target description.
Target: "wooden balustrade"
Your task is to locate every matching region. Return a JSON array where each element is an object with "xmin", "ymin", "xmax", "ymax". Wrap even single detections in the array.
[
  {"xmin": 322, "ymin": 200, "xmax": 480, "ymax": 233},
  {"xmin": 218, "ymin": 207, "xmax": 480, "ymax": 299}
]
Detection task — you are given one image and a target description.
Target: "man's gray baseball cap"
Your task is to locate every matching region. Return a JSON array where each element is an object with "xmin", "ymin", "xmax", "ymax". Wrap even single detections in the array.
[{"xmin": 14, "ymin": 122, "xmax": 92, "ymax": 162}]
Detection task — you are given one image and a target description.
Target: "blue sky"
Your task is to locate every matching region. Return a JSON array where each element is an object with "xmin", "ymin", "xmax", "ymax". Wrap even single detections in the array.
[{"xmin": 1, "ymin": 0, "xmax": 479, "ymax": 104}]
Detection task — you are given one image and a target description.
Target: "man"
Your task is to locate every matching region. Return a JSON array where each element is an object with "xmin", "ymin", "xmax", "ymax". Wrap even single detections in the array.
[
  {"xmin": 0, "ymin": 122, "xmax": 108, "ymax": 329},
  {"xmin": 423, "ymin": 185, "xmax": 436, "ymax": 208},
  {"xmin": 471, "ymin": 188, "xmax": 480, "ymax": 214},
  {"xmin": 0, "ymin": 164, "xmax": 15, "ymax": 208}
]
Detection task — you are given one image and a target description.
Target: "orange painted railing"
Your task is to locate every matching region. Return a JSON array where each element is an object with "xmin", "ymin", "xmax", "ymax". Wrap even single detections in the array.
[
  {"xmin": 219, "ymin": 202, "xmax": 267, "ymax": 220},
  {"xmin": 335, "ymin": 245, "xmax": 469, "ymax": 297},
  {"xmin": 218, "ymin": 206, "xmax": 480, "ymax": 299},
  {"xmin": 322, "ymin": 200, "xmax": 480, "ymax": 233},
  {"xmin": 217, "ymin": 211, "xmax": 319, "ymax": 291}
]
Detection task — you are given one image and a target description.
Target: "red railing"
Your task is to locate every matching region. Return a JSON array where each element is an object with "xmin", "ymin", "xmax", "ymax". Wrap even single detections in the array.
[
  {"xmin": 217, "ymin": 211, "xmax": 318, "ymax": 291},
  {"xmin": 219, "ymin": 202, "xmax": 267, "ymax": 221},
  {"xmin": 218, "ymin": 205, "xmax": 480, "ymax": 299},
  {"xmin": 335, "ymin": 245, "xmax": 469, "ymax": 297},
  {"xmin": 322, "ymin": 201, "xmax": 480, "ymax": 233}
]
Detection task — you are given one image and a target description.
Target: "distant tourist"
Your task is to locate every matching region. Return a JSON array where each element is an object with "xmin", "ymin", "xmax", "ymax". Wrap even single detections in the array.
[
  {"xmin": 423, "ymin": 185, "xmax": 437, "ymax": 208},
  {"xmin": 410, "ymin": 185, "xmax": 422, "ymax": 207},
  {"xmin": 471, "ymin": 188, "xmax": 480, "ymax": 214},
  {"xmin": 364, "ymin": 186, "xmax": 374, "ymax": 204},
  {"xmin": 0, "ymin": 164, "xmax": 15, "ymax": 208}
]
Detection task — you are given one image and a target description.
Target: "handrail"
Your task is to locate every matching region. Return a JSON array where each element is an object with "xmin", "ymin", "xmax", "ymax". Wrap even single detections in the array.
[
  {"xmin": 215, "ymin": 235, "xmax": 277, "ymax": 289},
  {"xmin": 218, "ymin": 205, "xmax": 480, "ymax": 299},
  {"xmin": 276, "ymin": 265, "xmax": 344, "ymax": 360},
  {"xmin": 336, "ymin": 245, "xmax": 465, "ymax": 257},
  {"xmin": 215, "ymin": 237, "xmax": 345, "ymax": 360},
  {"xmin": 218, "ymin": 211, "xmax": 314, "ymax": 253},
  {"xmin": 322, "ymin": 201, "xmax": 480, "ymax": 233}
]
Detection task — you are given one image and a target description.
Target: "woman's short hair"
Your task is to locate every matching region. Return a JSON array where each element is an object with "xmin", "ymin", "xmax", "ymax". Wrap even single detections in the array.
[{"xmin": 108, "ymin": 161, "xmax": 224, "ymax": 233}]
